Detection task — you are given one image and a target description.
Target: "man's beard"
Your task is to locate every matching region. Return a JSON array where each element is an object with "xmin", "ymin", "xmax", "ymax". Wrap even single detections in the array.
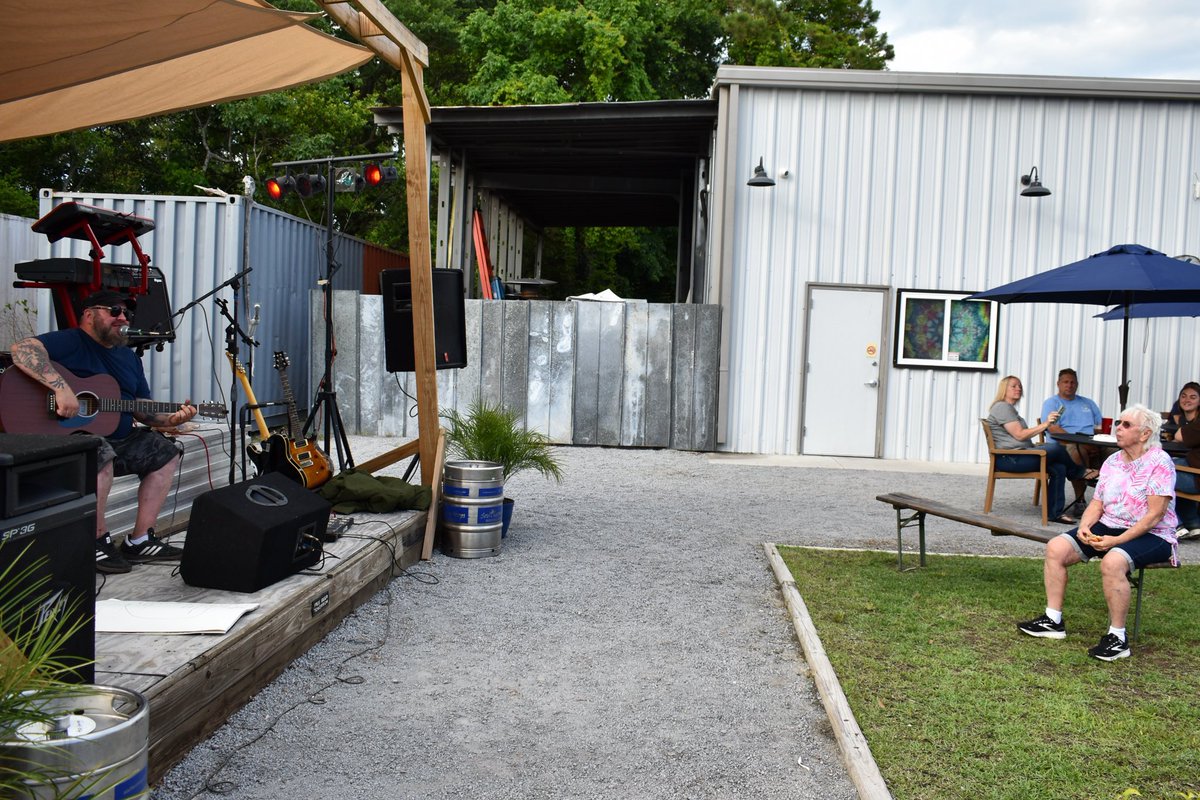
[{"xmin": 96, "ymin": 323, "xmax": 129, "ymax": 348}]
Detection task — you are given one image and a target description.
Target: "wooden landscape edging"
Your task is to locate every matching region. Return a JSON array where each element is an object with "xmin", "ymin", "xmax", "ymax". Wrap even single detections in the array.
[{"xmin": 763, "ymin": 542, "xmax": 893, "ymax": 800}]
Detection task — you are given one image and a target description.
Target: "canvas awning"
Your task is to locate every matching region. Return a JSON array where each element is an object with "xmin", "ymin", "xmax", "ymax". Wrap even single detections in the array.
[{"xmin": 0, "ymin": 0, "xmax": 374, "ymax": 142}]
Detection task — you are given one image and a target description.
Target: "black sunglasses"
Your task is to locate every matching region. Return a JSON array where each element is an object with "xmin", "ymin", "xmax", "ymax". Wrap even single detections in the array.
[
  {"xmin": 1115, "ymin": 419, "xmax": 1139, "ymax": 429},
  {"xmin": 89, "ymin": 304, "xmax": 133, "ymax": 321}
]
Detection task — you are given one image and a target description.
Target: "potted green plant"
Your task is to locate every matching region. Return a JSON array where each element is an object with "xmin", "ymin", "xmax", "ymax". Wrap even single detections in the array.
[{"xmin": 441, "ymin": 399, "xmax": 564, "ymax": 535}]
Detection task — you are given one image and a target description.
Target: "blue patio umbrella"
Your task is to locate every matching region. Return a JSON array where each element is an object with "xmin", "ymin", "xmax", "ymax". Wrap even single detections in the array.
[
  {"xmin": 968, "ymin": 244, "xmax": 1200, "ymax": 408},
  {"xmin": 1094, "ymin": 302, "xmax": 1200, "ymax": 321}
]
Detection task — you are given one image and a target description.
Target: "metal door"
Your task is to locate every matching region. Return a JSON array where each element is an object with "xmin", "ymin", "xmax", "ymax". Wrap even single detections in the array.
[{"xmin": 801, "ymin": 285, "xmax": 887, "ymax": 456}]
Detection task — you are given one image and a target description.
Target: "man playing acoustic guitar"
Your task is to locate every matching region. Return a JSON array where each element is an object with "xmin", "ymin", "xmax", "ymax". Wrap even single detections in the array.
[{"xmin": 9, "ymin": 290, "xmax": 197, "ymax": 574}]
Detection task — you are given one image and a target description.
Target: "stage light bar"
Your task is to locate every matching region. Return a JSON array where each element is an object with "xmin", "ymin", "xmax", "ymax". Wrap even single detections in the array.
[{"xmin": 267, "ymin": 159, "xmax": 397, "ymax": 200}]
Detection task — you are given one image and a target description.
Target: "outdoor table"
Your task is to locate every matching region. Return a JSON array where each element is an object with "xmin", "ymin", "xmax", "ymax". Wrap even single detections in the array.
[{"xmin": 1051, "ymin": 431, "xmax": 1189, "ymax": 456}]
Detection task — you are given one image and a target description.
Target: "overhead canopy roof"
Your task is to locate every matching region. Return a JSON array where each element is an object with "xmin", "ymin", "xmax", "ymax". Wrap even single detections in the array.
[
  {"xmin": 374, "ymin": 99, "xmax": 718, "ymax": 227},
  {"xmin": 0, "ymin": 0, "xmax": 374, "ymax": 142}
]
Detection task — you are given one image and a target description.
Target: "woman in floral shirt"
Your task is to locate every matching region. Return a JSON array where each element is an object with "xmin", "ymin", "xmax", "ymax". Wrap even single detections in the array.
[{"xmin": 1016, "ymin": 403, "xmax": 1178, "ymax": 661}]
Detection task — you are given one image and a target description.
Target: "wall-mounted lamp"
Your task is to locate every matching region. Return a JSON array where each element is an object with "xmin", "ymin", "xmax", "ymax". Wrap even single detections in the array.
[
  {"xmin": 747, "ymin": 157, "xmax": 776, "ymax": 188},
  {"xmin": 1020, "ymin": 166, "xmax": 1051, "ymax": 198}
]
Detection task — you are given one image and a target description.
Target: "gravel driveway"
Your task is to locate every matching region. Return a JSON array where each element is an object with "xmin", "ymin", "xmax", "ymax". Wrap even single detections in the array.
[{"xmin": 151, "ymin": 443, "xmax": 1065, "ymax": 800}]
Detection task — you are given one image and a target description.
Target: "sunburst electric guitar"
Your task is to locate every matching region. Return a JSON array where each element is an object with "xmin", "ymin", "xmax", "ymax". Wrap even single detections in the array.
[
  {"xmin": 0, "ymin": 362, "xmax": 226, "ymax": 435},
  {"xmin": 270, "ymin": 352, "xmax": 332, "ymax": 489}
]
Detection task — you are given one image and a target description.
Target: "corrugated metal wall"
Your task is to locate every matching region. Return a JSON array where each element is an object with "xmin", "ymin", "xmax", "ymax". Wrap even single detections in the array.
[
  {"xmin": 0, "ymin": 213, "xmax": 40, "ymax": 349},
  {"xmin": 713, "ymin": 72, "xmax": 1200, "ymax": 462},
  {"xmin": 324, "ymin": 296, "xmax": 720, "ymax": 451},
  {"xmin": 22, "ymin": 191, "xmax": 369, "ymax": 434}
]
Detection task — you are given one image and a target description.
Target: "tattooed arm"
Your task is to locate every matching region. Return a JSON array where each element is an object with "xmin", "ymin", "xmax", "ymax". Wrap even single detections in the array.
[
  {"xmin": 133, "ymin": 401, "xmax": 196, "ymax": 429},
  {"xmin": 9, "ymin": 337, "xmax": 80, "ymax": 418}
]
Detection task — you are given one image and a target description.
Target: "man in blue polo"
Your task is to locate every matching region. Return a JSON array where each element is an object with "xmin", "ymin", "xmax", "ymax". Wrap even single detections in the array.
[
  {"xmin": 9, "ymin": 289, "xmax": 197, "ymax": 573},
  {"xmin": 1042, "ymin": 368, "xmax": 1104, "ymax": 516}
]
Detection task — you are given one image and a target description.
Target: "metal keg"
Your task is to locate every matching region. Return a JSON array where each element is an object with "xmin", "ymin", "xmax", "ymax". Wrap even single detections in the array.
[
  {"xmin": 441, "ymin": 460, "xmax": 504, "ymax": 558},
  {"xmin": 1, "ymin": 685, "xmax": 149, "ymax": 799}
]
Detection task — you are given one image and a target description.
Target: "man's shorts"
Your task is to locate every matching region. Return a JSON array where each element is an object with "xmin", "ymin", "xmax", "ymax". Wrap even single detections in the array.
[
  {"xmin": 1061, "ymin": 521, "xmax": 1173, "ymax": 573},
  {"xmin": 90, "ymin": 428, "xmax": 183, "ymax": 478}
]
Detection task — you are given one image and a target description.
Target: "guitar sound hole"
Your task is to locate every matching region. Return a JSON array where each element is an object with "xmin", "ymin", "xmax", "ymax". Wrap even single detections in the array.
[{"xmin": 76, "ymin": 392, "xmax": 99, "ymax": 419}]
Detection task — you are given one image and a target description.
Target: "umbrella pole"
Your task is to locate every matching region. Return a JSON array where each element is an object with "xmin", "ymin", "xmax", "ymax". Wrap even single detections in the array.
[{"xmin": 1119, "ymin": 305, "xmax": 1130, "ymax": 411}]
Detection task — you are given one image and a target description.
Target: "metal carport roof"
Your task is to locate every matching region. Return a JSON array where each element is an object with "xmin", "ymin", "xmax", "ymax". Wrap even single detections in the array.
[{"xmin": 373, "ymin": 99, "xmax": 717, "ymax": 228}]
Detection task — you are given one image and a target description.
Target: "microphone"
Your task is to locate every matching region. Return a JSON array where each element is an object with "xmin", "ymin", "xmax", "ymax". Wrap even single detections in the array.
[
  {"xmin": 247, "ymin": 304, "xmax": 261, "ymax": 339},
  {"xmin": 119, "ymin": 326, "xmax": 172, "ymax": 338}
]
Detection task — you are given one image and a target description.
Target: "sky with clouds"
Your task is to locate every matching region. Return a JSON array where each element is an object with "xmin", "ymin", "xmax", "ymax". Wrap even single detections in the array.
[{"xmin": 876, "ymin": 0, "xmax": 1200, "ymax": 80}]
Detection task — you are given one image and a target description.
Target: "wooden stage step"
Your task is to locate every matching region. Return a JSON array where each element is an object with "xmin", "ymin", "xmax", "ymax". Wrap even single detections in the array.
[{"xmin": 94, "ymin": 507, "xmax": 427, "ymax": 782}]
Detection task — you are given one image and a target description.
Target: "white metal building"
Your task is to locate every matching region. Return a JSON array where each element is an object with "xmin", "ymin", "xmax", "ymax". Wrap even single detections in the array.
[{"xmin": 707, "ymin": 66, "xmax": 1200, "ymax": 462}]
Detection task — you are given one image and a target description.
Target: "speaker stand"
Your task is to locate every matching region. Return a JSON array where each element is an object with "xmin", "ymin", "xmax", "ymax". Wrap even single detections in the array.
[{"xmin": 302, "ymin": 161, "xmax": 354, "ymax": 473}]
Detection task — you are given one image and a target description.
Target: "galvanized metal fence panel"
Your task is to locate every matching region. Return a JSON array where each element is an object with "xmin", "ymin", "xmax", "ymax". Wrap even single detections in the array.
[{"xmin": 315, "ymin": 295, "xmax": 720, "ymax": 451}]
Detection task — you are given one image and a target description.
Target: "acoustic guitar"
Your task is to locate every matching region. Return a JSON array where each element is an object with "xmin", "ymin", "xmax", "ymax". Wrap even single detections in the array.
[
  {"xmin": 269, "ymin": 352, "xmax": 332, "ymax": 489},
  {"xmin": 0, "ymin": 362, "xmax": 226, "ymax": 436}
]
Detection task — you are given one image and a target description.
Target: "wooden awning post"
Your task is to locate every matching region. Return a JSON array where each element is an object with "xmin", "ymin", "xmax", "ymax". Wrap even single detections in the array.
[
  {"xmin": 400, "ymin": 54, "xmax": 440, "ymax": 485},
  {"xmin": 316, "ymin": 1, "xmax": 439, "ymax": 486}
]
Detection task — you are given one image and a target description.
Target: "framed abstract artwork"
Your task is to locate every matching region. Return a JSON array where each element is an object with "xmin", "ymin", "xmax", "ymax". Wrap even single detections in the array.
[{"xmin": 893, "ymin": 289, "xmax": 999, "ymax": 370}]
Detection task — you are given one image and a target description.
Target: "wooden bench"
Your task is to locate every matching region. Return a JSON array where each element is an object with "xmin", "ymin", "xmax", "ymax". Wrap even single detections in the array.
[{"xmin": 876, "ymin": 492, "xmax": 1177, "ymax": 644}]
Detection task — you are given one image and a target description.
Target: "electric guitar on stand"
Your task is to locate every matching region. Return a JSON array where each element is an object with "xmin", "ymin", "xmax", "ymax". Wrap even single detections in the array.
[
  {"xmin": 270, "ymin": 352, "xmax": 332, "ymax": 489},
  {"xmin": 226, "ymin": 353, "xmax": 273, "ymax": 473}
]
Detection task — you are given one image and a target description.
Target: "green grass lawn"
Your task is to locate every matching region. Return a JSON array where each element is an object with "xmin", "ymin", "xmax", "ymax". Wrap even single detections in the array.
[{"xmin": 777, "ymin": 547, "xmax": 1200, "ymax": 800}]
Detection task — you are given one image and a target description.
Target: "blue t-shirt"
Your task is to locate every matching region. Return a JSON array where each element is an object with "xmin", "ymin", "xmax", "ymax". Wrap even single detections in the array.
[
  {"xmin": 37, "ymin": 328, "xmax": 150, "ymax": 439},
  {"xmin": 1040, "ymin": 393, "xmax": 1103, "ymax": 434}
]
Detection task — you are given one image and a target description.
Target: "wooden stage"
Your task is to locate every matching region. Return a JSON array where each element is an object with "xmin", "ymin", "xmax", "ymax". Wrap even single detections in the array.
[{"xmin": 93, "ymin": 504, "xmax": 427, "ymax": 782}]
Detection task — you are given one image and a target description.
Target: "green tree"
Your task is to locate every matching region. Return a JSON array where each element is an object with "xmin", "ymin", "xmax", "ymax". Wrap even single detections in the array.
[
  {"xmin": 723, "ymin": 0, "xmax": 894, "ymax": 69},
  {"xmin": 459, "ymin": 0, "xmax": 723, "ymax": 104}
]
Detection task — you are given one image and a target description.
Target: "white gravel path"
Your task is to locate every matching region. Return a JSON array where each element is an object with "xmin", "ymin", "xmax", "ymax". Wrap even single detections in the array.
[{"xmin": 151, "ymin": 442, "xmax": 1109, "ymax": 800}]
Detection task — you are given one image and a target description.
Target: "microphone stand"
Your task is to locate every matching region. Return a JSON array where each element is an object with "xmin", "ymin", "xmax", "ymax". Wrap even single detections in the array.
[
  {"xmin": 172, "ymin": 266, "xmax": 254, "ymax": 324},
  {"xmin": 215, "ymin": 291, "xmax": 257, "ymax": 484}
]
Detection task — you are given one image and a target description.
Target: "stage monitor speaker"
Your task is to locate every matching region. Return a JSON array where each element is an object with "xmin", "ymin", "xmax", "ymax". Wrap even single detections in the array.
[
  {"xmin": 381, "ymin": 268, "xmax": 467, "ymax": 373},
  {"xmin": 181, "ymin": 472, "xmax": 331, "ymax": 593},
  {"xmin": 0, "ymin": 434, "xmax": 100, "ymax": 684}
]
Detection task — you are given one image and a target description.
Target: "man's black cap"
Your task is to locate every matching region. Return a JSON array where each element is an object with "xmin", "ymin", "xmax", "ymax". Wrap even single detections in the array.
[{"xmin": 80, "ymin": 289, "xmax": 136, "ymax": 311}]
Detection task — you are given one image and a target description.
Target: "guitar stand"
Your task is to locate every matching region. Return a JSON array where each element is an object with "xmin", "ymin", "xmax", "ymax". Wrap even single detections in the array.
[{"xmin": 238, "ymin": 401, "xmax": 288, "ymax": 480}]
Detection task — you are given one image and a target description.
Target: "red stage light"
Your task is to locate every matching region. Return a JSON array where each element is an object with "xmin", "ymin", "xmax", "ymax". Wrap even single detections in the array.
[{"xmin": 266, "ymin": 175, "xmax": 294, "ymax": 200}]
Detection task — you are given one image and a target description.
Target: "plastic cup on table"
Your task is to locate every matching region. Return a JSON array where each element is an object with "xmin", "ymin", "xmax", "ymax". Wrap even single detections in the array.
[{"xmin": 1101, "ymin": 417, "xmax": 1113, "ymax": 434}]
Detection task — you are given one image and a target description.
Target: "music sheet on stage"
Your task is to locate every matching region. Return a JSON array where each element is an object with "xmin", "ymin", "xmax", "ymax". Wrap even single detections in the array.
[{"xmin": 95, "ymin": 599, "xmax": 259, "ymax": 635}]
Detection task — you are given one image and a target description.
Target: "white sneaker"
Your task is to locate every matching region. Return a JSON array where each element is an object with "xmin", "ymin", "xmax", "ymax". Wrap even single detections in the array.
[{"xmin": 1185, "ymin": 528, "xmax": 1200, "ymax": 540}]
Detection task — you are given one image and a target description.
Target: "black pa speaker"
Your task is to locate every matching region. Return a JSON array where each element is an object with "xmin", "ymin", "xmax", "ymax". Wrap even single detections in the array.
[
  {"xmin": 181, "ymin": 472, "xmax": 330, "ymax": 593},
  {"xmin": 381, "ymin": 268, "xmax": 467, "ymax": 373},
  {"xmin": 0, "ymin": 433, "xmax": 99, "ymax": 683}
]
